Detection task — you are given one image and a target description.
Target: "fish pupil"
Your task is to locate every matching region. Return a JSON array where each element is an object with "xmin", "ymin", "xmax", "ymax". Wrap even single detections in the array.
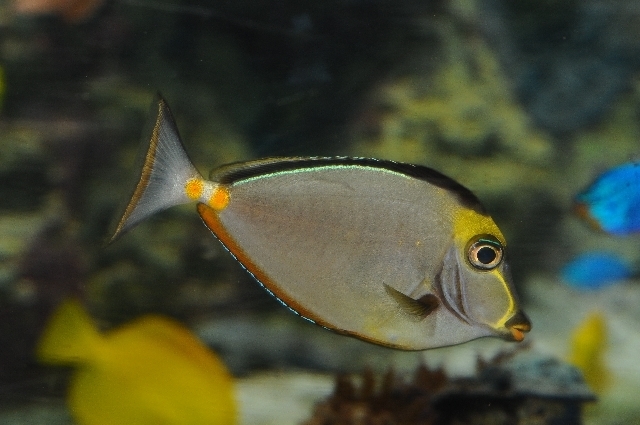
[
  {"xmin": 466, "ymin": 235, "xmax": 503, "ymax": 270},
  {"xmin": 477, "ymin": 246, "xmax": 497, "ymax": 264}
]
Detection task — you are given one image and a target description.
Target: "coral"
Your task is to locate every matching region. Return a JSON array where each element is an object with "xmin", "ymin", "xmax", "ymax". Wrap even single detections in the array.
[
  {"xmin": 304, "ymin": 366, "xmax": 446, "ymax": 425},
  {"xmin": 304, "ymin": 346, "xmax": 594, "ymax": 425}
]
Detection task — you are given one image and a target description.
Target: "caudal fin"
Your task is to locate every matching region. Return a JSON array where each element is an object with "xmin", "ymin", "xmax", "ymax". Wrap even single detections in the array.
[
  {"xmin": 36, "ymin": 299, "xmax": 102, "ymax": 365},
  {"xmin": 110, "ymin": 97, "xmax": 202, "ymax": 242}
]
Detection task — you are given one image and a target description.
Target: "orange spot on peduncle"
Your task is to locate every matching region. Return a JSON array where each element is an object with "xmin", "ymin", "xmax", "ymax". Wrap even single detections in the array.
[
  {"xmin": 209, "ymin": 186, "xmax": 230, "ymax": 210},
  {"xmin": 185, "ymin": 178, "xmax": 204, "ymax": 200}
]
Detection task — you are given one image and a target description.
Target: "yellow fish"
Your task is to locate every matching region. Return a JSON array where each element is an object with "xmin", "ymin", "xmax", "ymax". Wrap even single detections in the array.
[
  {"xmin": 36, "ymin": 300, "xmax": 237, "ymax": 425},
  {"xmin": 110, "ymin": 97, "xmax": 531, "ymax": 350},
  {"xmin": 567, "ymin": 311, "xmax": 609, "ymax": 393}
]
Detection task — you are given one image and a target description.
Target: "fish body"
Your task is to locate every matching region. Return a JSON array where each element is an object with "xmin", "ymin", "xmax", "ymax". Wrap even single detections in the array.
[
  {"xmin": 37, "ymin": 300, "xmax": 237, "ymax": 425},
  {"xmin": 567, "ymin": 312, "xmax": 609, "ymax": 393},
  {"xmin": 561, "ymin": 252, "xmax": 632, "ymax": 290},
  {"xmin": 575, "ymin": 162, "xmax": 640, "ymax": 235},
  {"xmin": 110, "ymin": 98, "xmax": 530, "ymax": 350}
]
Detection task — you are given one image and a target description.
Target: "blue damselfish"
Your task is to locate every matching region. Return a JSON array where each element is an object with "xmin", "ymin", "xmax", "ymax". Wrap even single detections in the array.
[
  {"xmin": 561, "ymin": 252, "xmax": 632, "ymax": 290},
  {"xmin": 574, "ymin": 162, "xmax": 640, "ymax": 235}
]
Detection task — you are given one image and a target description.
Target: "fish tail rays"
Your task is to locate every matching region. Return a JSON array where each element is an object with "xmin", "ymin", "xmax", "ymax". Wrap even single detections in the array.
[{"xmin": 109, "ymin": 97, "xmax": 203, "ymax": 242}]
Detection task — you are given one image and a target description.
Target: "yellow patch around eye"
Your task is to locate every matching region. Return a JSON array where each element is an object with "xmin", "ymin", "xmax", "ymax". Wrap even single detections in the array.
[
  {"xmin": 453, "ymin": 207, "xmax": 505, "ymax": 247},
  {"xmin": 185, "ymin": 178, "xmax": 204, "ymax": 200},
  {"xmin": 209, "ymin": 186, "xmax": 230, "ymax": 210}
]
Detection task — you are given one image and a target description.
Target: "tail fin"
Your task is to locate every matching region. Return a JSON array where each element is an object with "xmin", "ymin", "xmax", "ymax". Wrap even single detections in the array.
[
  {"xmin": 110, "ymin": 97, "xmax": 202, "ymax": 242},
  {"xmin": 36, "ymin": 299, "xmax": 102, "ymax": 365}
]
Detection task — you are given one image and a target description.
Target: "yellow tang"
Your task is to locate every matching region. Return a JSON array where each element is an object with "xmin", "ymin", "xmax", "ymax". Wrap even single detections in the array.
[
  {"xmin": 567, "ymin": 311, "xmax": 609, "ymax": 393},
  {"xmin": 36, "ymin": 299, "xmax": 237, "ymax": 425},
  {"xmin": 110, "ymin": 98, "xmax": 531, "ymax": 350}
]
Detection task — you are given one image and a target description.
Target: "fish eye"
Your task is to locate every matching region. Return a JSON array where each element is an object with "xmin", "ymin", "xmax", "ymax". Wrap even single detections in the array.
[{"xmin": 467, "ymin": 235, "xmax": 503, "ymax": 270}]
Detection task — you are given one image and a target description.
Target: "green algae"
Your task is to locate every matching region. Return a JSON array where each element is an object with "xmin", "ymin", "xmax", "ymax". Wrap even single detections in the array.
[
  {"xmin": 0, "ymin": 65, "xmax": 5, "ymax": 111},
  {"xmin": 351, "ymin": 20, "xmax": 553, "ymax": 168}
]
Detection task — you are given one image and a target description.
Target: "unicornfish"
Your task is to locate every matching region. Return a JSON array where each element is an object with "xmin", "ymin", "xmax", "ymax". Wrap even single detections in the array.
[{"xmin": 109, "ymin": 97, "xmax": 531, "ymax": 350}]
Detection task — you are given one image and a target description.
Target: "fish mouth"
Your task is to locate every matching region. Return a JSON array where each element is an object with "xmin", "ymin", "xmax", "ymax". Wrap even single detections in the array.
[{"xmin": 504, "ymin": 310, "xmax": 531, "ymax": 342}]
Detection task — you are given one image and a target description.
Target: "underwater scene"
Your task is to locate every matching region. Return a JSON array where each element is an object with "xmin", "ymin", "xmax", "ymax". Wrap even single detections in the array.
[{"xmin": 1, "ymin": 0, "xmax": 640, "ymax": 424}]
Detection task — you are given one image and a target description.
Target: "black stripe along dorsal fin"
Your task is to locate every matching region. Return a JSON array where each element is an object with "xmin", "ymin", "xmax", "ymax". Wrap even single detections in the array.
[{"xmin": 209, "ymin": 157, "xmax": 486, "ymax": 214}]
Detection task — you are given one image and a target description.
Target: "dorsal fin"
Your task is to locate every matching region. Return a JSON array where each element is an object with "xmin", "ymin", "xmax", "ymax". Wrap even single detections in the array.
[{"xmin": 209, "ymin": 157, "xmax": 486, "ymax": 214}]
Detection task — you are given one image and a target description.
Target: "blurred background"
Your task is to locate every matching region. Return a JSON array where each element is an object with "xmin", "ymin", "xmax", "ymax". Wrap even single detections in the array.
[{"xmin": 1, "ymin": 0, "xmax": 640, "ymax": 423}]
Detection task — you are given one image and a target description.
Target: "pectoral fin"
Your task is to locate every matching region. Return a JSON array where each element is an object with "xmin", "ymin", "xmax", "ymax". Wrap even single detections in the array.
[{"xmin": 384, "ymin": 284, "xmax": 439, "ymax": 320}]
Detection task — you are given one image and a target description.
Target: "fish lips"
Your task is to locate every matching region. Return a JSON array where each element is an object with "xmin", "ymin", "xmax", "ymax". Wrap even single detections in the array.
[{"xmin": 504, "ymin": 310, "xmax": 532, "ymax": 342}]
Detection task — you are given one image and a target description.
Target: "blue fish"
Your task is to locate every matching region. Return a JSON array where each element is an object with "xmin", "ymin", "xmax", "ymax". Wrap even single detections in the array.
[
  {"xmin": 574, "ymin": 162, "xmax": 640, "ymax": 235},
  {"xmin": 561, "ymin": 252, "xmax": 632, "ymax": 290}
]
